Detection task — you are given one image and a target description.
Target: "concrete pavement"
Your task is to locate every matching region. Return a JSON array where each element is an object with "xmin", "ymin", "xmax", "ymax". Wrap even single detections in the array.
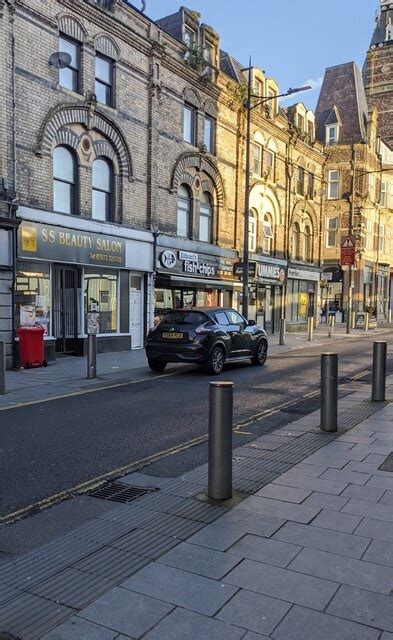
[
  {"xmin": 2, "ymin": 323, "xmax": 392, "ymax": 409},
  {"xmin": 1, "ymin": 376, "xmax": 393, "ymax": 637}
]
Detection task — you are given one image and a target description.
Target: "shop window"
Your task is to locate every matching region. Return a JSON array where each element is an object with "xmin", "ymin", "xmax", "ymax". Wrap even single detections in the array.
[
  {"xmin": 59, "ymin": 35, "xmax": 80, "ymax": 93},
  {"xmin": 95, "ymin": 53, "xmax": 114, "ymax": 107},
  {"xmin": 204, "ymin": 115, "xmax": 215, "ymax": 154},
  {"xmin": 249, "ymin": 209, "xmax": 257, "ymax": 253},
  {"xmin": 84, "ymin": 268, "xmax": 118, "ymax": 333},
  {"xmin": 327, "ymin": 170, "xmax": 340, "ymax": 199},
  {"xmin": 292, "ymin": 222, "xmax": 301, "ymax": 260},
  {"xmin": 199, "ymin": 192, "xmax": 213, "ymax": 243},
  {"xmin": 326, "ymin": 217, "xmax": 338, "ymax": 247},
  {"xmin": 183, "ymin": 103, "xmax": 196, "ymax": 145},
  {"xmin": 262, "ymin": 213, "xmax": 273, "ymax": 254},
  {"xmin": 92, "ymin": 157, "xmax": 114, "ymax": 222},
  {"xmin": 253, "ymin": 143, "xmax": 263, "ymax": 177},
  {"xmin": 15, "ymin": 262, "xmax": 51, "ymax": 335},
  {"xmin": 53, "ymin": 146, "xmax": 77, "ymax": 215},
  {"xmin": 177, "ymin": 185, "xmax": 191, "ymax": 238},
  {"xmin": 304, "ymin": 225, "xmax": 313, "ymax": 262}
]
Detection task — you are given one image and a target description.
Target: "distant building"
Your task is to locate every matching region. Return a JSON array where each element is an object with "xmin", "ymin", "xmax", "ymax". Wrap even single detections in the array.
[{"xmin": 363, "ymin": 0, "xmax": 393, "ymax": 145}]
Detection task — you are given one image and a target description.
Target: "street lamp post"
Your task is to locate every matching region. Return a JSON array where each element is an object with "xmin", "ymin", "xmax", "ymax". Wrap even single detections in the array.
[{"xmin": 240, "ymin": 64, "xmax": 311, "ymax": 321}]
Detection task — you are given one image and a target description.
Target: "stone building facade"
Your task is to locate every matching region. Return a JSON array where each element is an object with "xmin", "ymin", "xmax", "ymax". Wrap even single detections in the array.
[{"xmin": 316, "ymin": 57, "xmax": 393, "ymax": 326}]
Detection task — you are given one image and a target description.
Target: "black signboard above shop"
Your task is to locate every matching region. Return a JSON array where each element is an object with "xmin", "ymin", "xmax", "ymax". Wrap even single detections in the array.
[
  {"xmin": 18, "ymin": 221, "xmax": 126, "ymax": 268},
  {"xmin": 235, "ymin": 261, "xmax": 286, "ymax": 286},
  {"xmin": 158, "ymin": 248, "xmax": 236, "ymax": 281}
]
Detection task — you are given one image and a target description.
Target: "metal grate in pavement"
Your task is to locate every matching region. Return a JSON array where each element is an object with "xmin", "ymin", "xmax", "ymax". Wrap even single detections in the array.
[
  {"xmin": 29, "ymin": 567, "xmax": 117, "ymax": 610},
  {"xmin": 0, "ymin": 592, "xmax": 73, "ymax": 640},
  {"xmin": 73, "ymin": 545, "xmax": 149, "ymax": 580},
  {"xmin": 88, "ymin": 481, "xmax": 157, "ymax": 503}
]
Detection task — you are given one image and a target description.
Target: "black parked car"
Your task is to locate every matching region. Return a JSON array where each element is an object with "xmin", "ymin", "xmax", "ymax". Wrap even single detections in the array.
[{"xmin": 146, "ymin": 307, "xmax": 268, "ymax": 375}]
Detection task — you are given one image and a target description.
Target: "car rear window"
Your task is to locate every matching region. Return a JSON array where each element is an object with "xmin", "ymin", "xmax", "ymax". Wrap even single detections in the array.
[{"xmin": 161, "ymin": 311, "xmax": 207, "ymax": 325}]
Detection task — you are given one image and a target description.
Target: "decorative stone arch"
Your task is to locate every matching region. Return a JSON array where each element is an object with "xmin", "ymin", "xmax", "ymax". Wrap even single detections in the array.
[
  {"xmin": 93, "ymin": 139, "xmax": 117, "ymax": 163},
  {"xmin": 290, "ymin": 201, "xmax": 318, "ymax": 235},
  {"xmin": 57, "ymin": 14, "xmax": 87, "ymax": 41},
  {"xmin": 183, "ymin": 87, "xmax": 201, "ymax": 109},
  {"xmin": 203, "ymin": 99, "xmax": 217, "ymax": 118},
  {"xmin": 253, "ymin": 130, "xmax": 266, "ymax": 145},
  {"xmin": 170, "ymin": 153, "xmax": 225, "ymax": 207},
  {"xmin": 54, "ymin": 128, "xmax": 79, "ymax": 151},
  {"xmin": 35, "ymin": 103, "xmax": 133, "ymax": 181},
  {"xmin": 94, "ymin": 34, "xmax": 120, "ymax": 60},
  {"xmin": 201, "ymin": 177, "xmax": 216, "ymax": 199},
  {"xmin": 266, "ymin": 137, "xmax": 278, "ymax": 152},
  {"xmin": 177, "ymin": 173, "xmax": 194, "ymax": 190},
  {"xmin": 307, "ymin": 161, "xmax": 316, "ymax": 173},
  {"xmin": 295, "ymin": 154, "xmax": 306, "ymax": 168}
]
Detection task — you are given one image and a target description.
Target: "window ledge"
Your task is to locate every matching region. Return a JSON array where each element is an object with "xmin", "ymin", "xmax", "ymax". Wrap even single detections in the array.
[{"xmin": 56, "ymin": 85, "xmax": 84, "ymax": 100}]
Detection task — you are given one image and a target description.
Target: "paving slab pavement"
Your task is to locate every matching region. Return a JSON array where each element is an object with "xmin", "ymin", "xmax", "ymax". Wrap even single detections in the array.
[{"xmin": 1, "ymin": 377, "xmax": 393, "ymax": 637}]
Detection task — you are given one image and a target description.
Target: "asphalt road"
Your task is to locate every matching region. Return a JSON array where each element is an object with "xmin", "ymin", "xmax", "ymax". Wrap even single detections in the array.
[{"xmin": 1, "ymin": 333, "xmax": 393, "ymax": 520}]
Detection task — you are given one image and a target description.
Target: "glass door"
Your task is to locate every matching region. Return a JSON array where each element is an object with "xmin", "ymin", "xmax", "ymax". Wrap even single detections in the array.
[{"xmin": 130, "ymin": 274, "xmax": 143, "ymax": 349}]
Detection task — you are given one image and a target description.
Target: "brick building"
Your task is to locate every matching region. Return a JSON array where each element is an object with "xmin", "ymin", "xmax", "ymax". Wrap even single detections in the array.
[{"xmin": 0, "ymin": 0, "xmax": 328, "ymax": 368}]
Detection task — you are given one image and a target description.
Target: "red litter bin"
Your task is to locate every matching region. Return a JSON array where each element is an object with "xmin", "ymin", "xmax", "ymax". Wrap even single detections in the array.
[{"xmin": 17, "ymin": 326, "xmax": 47, "ymax": 369}]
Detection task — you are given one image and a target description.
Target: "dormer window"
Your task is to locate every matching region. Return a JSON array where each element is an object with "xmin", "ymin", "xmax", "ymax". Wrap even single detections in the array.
[
  {"xmin": 253, "ymin": 78, "xmax": 263, "ymax": 98},
  {"xmin": 184, "ymin": 27, "xmax": 196, "ymax": 49},
  {"xmin": 203, "ymin": 42, "xmax": 215, "ymax": 79},
  {"xmin": 326, "ymin": 124, "xmax": 339, "ymax": 145},
  {"xmin": 297, "ymin": 114, "xmax": 305, "ymax": 131}
]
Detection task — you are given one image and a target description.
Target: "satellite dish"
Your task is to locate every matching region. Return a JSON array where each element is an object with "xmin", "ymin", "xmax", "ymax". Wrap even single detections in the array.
[{"xmin": 49, "ymin": 52, "xmax": 72, "ymax": 69}]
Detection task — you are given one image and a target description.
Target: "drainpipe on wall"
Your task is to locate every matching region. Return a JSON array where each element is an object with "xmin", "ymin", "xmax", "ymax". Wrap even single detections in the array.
[{"xmin": 9, "ymin": 1, "xmax": 18, "ymax": 369}]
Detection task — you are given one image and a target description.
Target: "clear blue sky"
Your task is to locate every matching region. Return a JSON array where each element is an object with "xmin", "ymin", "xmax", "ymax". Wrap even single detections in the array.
[{"xmin": 142, "ymin": 0, "xmax": 377, "ymax": 109}]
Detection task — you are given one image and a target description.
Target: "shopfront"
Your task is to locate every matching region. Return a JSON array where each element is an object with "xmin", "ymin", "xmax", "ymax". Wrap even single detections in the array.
[
  {"xmin": 286, "ymin": 266, "xmax": 321, "ymax": 328},
  {"xmin": 236, "ymin": 257, "xmax": 287, "ymax": 333},
  {"xmin": 320, "ymin": 265, "xmax": 343, "ymax": 322},
  {"xmin": 16, "ymin": 220, "xmax": 152, "ymax": 360},
  {"xmin": 154, "ymin": 247, "xmax": 237, "ymax": 317}
]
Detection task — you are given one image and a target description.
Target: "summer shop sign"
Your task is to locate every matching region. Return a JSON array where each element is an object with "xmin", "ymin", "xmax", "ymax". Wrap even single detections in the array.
[
  {"xmin": 235, "ymin": 261, "xmax": 286, "ymax": 285},
  {"xmin": 18, "ymin": 222, "xmax": 126, "ymax": 267},
  {"xmin": 159, "ymin": 249, "xmax": 235, "ymax": 280}
]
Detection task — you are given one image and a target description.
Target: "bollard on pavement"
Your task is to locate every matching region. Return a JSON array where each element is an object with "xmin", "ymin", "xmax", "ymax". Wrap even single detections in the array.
[
  {"xmin": 307, "ymin": 316, "xmax": 314, "ymax": 342},
  {"xmin": 321, "ymin": 353, "xmax": 338, "ymax": 432},
  {"xmin": 87, "ymin": 334, "xmax": 97, "ymax": 379},
  {"xmin": 0, "ymin": 341, "xmax": 5, "ymax": 395},
  {"xmin": 364, "ymin": 312, "xmax": 369, "ymax": 333},
  {"xmin": 208, "ymin": 381, "xmax": 233, "ymax": 500},
  {"xmin": 372, "ymin": 341, "xmax": 387, "ymax": 402},
  {"xmin": 279, "ymin": 318, "xmax": 285, "ymax": 346}
]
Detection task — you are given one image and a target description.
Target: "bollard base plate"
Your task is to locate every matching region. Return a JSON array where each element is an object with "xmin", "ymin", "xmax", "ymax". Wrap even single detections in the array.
[{"xmin": 196, "ymin": 491, "xmax": 248, "ymax": 508}]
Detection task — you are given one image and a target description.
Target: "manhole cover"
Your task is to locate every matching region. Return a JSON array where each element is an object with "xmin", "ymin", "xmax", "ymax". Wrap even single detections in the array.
[
  {"xmin": 378, "ymin": 452, "xmax": 393, "ymax": 472},
  {"xmin": 88, "ymin": 481, "xmax": 158, "ymax": 503}
]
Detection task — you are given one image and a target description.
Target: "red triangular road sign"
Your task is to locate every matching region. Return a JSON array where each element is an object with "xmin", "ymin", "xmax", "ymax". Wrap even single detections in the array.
[{"xmin": 341, "ymin": 235, "xmax": 355, "ymax": 248}]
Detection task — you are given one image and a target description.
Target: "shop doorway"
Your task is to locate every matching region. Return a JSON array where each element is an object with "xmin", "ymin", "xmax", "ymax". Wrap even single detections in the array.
[
  {"xmin": 130, "ymin": 274, "xmax": 143, "ymax": 349},
  {"xmin": 53, "ymin": 265, "xmax": 82, "ymax": 354}
]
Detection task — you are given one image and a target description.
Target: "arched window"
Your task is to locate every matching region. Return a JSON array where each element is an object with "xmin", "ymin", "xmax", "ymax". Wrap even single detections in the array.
[
  {"xmin": 177, "ymin": 185, "xmax": 191, "ymax": 238},
  {"xmin": 304, "ymin": 224, "xmax": 313, "ymax": 262},
  {"xmin": 249, "ymin": 209, "xmax": 257, "ymax": 253},
  {"xmin": 292, "ymin": 222, "xmax": 301, "ymax": 260},
  {"xmin": 199, "ymin": 192, "xmax": 213, "ymax": 243},
  {"xmin": 262, "ymin": 213, "xmax": 273, "ymax": 254},
  {"xmin": 53, "ymin": 146, "xmax": 77, "ymax": 215},
  {"xmin": 92, "ymin": 158, "xmax": 113, "ymax": 221}
]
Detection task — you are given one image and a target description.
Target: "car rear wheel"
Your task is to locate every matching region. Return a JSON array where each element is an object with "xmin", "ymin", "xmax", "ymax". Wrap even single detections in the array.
[
  {"xmin": 205, "ymin": 345, "xmax": 225, "ymax": 375},
  {"xmin": 251, "ymin": 340, "xmax": 267, "ymax": 366},
  {"xmin": 148, "ymin": 359, "xmax": 167, "ymax": 373}
]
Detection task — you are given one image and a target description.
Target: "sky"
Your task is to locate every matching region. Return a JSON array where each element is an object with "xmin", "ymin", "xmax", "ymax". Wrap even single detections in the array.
[{"xmin": 142, "ymin": 0, "xmax": 377, "ymax": 109}]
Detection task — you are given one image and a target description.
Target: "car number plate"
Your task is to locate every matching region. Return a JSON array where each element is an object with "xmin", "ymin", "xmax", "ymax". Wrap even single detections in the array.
[{"xmin": 162, "ymin": 332, "xmax": 183, "ymax": 339}]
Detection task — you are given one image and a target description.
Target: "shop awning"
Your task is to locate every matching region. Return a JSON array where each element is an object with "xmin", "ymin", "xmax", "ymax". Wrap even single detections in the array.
[{"xmin": 156, "ymin": 273, "xmax": 236, "ymax": 290}]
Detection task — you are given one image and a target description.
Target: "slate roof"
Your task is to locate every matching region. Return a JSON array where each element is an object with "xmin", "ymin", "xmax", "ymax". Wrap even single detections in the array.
[
  {"xmin": 370, "ymin": 4, "xmax": 393, "ymax": 46},
  {"xmin": 315, "ymin": 62, "xmax": 369, "ymax": 144}
]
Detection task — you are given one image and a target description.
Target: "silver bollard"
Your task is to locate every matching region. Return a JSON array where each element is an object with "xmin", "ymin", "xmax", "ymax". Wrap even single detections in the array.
[
  {"xmin": 307, "ymin": 316, "xmax": 314, "ymax": 341},
  {"xmin": 0, "ymin": 341, "xmax": 5, "ymax": 395},
  {"xmin": 321, "ymin": 353, "xmax": 338, "ymax": 432},
  {"xmin": 87, "ymin": 334, "xmax": 97, "ymax": 379},
  {"xmin": 208, "ymin": 381, "xmax": 233, "ymax": 500},
  {"xmin": 372, "ymin": 341, "xmax": 387, "ymax": 402},
  {"xmin": 279, "ymin": 318, "xmax": 285, "ymax": 346}
]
